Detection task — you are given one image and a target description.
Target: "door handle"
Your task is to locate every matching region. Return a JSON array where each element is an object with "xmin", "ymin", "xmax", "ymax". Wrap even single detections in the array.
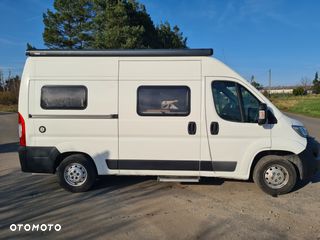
[
  {"xmin": 188, "ymin": 122, "xmax": 197, "ymax": 135},
  {"xmin": 210, "ymin": 122, "xmax": 219, "ymax": 135}
]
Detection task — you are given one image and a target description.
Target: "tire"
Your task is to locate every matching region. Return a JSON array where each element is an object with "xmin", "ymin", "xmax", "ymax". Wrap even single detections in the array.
[
  {"xmin": 57, "ymin": 154, "xmax": 97, "ymax": 192},
  {"xmin": 253, "ymin": 155, "xmax": 297, "ymax": 196}
]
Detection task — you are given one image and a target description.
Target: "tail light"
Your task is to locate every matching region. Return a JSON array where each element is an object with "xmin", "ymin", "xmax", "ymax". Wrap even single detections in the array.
[{"xmin": 18, "ymin": 112, "xmax": 26, "ymax": 146}]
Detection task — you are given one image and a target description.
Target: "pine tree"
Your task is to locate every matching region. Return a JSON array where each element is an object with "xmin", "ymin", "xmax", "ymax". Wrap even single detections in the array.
[
  {"xmin": 26, "ymin": 43, "xmax": 36, "ymax": 50},
  {"xmin": 313, "ymin": 72, "xmax": 319, "ymax": 84},
  {"xmin": 156, "ymin": 22, "xmax": 187, "ymax": 49},
  {"xmin": 42, "ymin": 0, "xmax": 187, "ymax": 49},
  {"xmin": 92, "ymin": 0, "xmax": 145, "ymax": 49},
  {"xmin": 43, "ymin": 0, "xmax": 95, "ymax": 49},
  {"xmin": 313, "ymin": 72, "xmax": 320, "ymax": 94},
  {"xmin": 250, "ymin": 75, "xmax": 263, "ymax": 90},
  {"xmin": 0, "ymin": 69, "xmax": 4, "ymax": 91},
  {"xmin": 250, "ymin": 75, "xmax": 254, "ymax": 83}
]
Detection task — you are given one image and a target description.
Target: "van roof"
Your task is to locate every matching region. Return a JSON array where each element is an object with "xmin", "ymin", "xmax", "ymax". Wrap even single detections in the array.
[{"xmin": 26, "ymin": 48, "xmax": 213, "ymax": 57}]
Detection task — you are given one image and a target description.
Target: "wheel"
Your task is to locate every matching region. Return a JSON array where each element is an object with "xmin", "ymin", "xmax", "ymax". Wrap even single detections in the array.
[
  {"xmin": 57, "ymin": 154, "xmax": 97, "ymax": 192},
  {"xmin": 253, "ymin": 155, "xmax": 297, "ymax": 195}
]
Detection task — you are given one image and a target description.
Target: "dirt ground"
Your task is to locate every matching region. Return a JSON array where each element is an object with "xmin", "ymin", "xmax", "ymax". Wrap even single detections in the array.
[{"xmin": 0, "ymin": 112, "xmax": 319, "ymax": 239}]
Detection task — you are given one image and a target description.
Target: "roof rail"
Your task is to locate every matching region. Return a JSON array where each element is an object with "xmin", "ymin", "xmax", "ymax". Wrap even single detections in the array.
[{"xmin": 26, "ymin": 48, "xmax": 213, "ymax": 57}]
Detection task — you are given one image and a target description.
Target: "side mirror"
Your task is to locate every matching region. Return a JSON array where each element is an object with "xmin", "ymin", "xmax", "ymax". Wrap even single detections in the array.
[{"xmin": 258, "ymin": 103, "xmax": 268, "ymax": 125}]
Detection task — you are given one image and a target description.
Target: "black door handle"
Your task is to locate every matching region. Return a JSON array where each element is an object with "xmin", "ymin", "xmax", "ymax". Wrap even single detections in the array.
[
  {"xmin": 210, "ymin": 122, "xmax": 219, "ymax": 135},
  {"xmin": 188, "ymin": 122, "xmax": 197, "ymax": 135}
]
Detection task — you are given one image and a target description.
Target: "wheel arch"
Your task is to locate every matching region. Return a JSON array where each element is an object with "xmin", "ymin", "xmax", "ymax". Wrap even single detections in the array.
[
  {"xmin": 54, "ymin": 151, "xmax": 98, "ymax": 174},
  {"xmin": 249, "ymin": 150, "xmax": 302, "ymax": 180}
]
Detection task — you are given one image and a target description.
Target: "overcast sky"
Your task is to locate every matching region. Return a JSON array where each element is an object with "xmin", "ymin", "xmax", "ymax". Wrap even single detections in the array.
[{"xmin": 0, "ymin": 0, "xmax": 319, "ymax": 86}]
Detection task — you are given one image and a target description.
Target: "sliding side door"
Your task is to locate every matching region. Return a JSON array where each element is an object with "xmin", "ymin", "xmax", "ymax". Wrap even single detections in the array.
[{"xmin": 117, "ymin": 60, "xmax": 201, "ymax": 175}]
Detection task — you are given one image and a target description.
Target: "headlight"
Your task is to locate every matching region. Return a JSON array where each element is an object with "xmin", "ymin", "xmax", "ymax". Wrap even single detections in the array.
[{"xmin": 292, "ymin": 125, "xmax": 308, "ymax": 138}]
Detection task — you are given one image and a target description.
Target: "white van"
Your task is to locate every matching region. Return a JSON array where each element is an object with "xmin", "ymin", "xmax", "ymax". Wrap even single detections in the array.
[{"xmin": 18, "ymin": 49, "xmax": 320, "ymax": 195}]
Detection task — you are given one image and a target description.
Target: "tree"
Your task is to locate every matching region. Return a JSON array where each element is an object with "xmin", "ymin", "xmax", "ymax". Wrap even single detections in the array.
[
  {"xmin": 313, "ymin": 71, "xmax": 320, "ymax": 94},
  {"xmin": 0, "ymin": 71, "xmax": 20, "ymax": 105},
  {"xmin": 43, "ymin": 0, "xmax": 95, "ymax": 49},
  {"xmin": 4, "ymin": 70, "xmax": 12, "ymax": 92},
  {"xmin": 300, "ymin": 77, "xmax": 310, "ymax": 91},
  {"xmin": 293, "ymin": 87, "xmax": 305, "ymax": 96},
  {"xmin": 250, "ymin": 75, "xmax": 255, "ymax": 83},
  {"xmin": 92, "ymin": 0, "xmax": 145, "ymax": 49},
  {"xmin": 250, "ymin": 75, "xmax": 263, "ymax": 90},
  {"xmin": 43, "ymin": 0, "xmax": 187, "ymax": 49},
  {"xmin": 26, "ymin": 43, "xmax": 36, "ymax": 50},
  {"xmin": 5, "ymin": 75, "xmax": 20, "ymax": 94},
  {"xmin": 156, "ymin": 22, "xmax": 187, "ymax": 49},
  {"xmin": 314, "ymin": 72, "xmax": 319, "ymax": 82},
  {"xmin": 0, "ymin": 69, "xmax": 4, "ymax": 91}
]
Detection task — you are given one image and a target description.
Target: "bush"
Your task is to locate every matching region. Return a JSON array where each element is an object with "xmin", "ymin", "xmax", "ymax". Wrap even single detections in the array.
[
  {"xmin": 293, "ymin": 87, "xmax": 305, "ymax": 96},
  {"xmin": 262, "ymin": 90, "xmax": 269, "ymax": 97},
  {"xmin": 313, "ymin": 84, "xmax": 320, "ymax": 94},
  {"xmin": 0, "ymin": 91, "xmax": 19, "ymax": 105}
]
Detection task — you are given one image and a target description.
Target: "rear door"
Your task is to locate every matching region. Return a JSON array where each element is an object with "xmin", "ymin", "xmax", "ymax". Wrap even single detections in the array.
[{"xmin": 117, "ymin": 60, "xmax": 201, "ymax": 175}]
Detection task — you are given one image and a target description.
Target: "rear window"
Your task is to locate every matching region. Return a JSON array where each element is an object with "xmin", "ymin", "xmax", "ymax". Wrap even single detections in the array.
[
  {"xmin": 41, "ymin": 85, "xmax": 87, "ymax": 110},
  {"xmin": 137, "ymin": 86, "xmax": 190, "ymax": 116}
]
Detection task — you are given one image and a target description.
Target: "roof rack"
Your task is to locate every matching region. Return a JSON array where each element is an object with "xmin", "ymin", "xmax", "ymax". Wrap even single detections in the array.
[{"xmin": 26, "ymin": 48, "xmax": 213, "ymax": 57}]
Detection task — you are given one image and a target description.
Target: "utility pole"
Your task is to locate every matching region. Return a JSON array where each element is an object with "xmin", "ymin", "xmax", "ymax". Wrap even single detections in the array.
[{"xmin": 268, "ymin": 69, "xmax": 272, "ymax": 97}]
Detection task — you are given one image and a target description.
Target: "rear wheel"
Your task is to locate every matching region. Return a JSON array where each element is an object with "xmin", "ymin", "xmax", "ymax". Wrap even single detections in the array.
[
  {"xmin": 57, "ymin": 154, "xmax": 97, "ymax": 192},
  {"xmin": 253, "ymin": 155, "xmax": 297, "ymax": 195}
]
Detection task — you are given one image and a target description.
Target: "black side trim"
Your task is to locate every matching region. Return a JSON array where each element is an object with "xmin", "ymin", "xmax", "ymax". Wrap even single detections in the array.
[
  {"xmin": 106, "ymin": 160, "xmax": 237, "ymax": 172},
  {"xmin": 26, "ymin": 49, "xmax": 213, "ymax": 57},
  {"xmin": 215, "ymin": 162, "xmax": 237, "ymax": 171},
  {"xmin": 267, "ymin": 110, "xmax": 278, "ymax": 124},
  {"xmin": 107, "ymin": 159, "xmax": 118, "ymax": 169},
  {"xmin": 200, "ymin": 161, "xmax": 213, "ymax": 171},
  {"xmin": 115, "ymin": 160, "xmax": 198, "ymax": 171},
  {"xmin": 18, "ymin": 146, "xmax": 60, "ymax": 173}
]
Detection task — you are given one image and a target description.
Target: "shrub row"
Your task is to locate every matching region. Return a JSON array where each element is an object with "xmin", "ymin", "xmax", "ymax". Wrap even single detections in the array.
[{"xmin": 0, "ymin": 91, "xmax": 19, "ymax": 105}]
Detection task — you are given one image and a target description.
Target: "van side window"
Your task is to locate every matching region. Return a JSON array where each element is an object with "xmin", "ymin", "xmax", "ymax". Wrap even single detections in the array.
[
  {"xmin": 239, "ymin": 86, "xmax": 260, "ymax": 123},
  {"xmin": 212, "ymin": 81, "xmax": 242, "ymax": 122},
  {"xmin": 137, "ymin": 86, "xmax": 190, "ymax": 116},
  {"xmin": 41, "ymin": 86, "xmax": 87, "ymax": 110},
  {"xmin": 212, "ymin": 81, "xmax": 260, "ymax": 123}
]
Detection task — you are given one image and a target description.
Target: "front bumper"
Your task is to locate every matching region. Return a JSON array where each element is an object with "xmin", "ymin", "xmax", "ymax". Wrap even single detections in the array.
[{"xmin": 296, "ymin": 137, "xmax": 320, "ymax": 179}]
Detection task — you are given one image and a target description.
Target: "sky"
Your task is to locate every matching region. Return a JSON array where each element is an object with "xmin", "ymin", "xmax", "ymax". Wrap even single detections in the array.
[{"xmin": 0, "ymin": 0, "xmax": 319, "ymax": 86}]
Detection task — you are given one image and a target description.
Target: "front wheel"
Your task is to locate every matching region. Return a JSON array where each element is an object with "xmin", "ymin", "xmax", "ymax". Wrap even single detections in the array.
[
  {"xmin": 57, "ymin": 154, "xmax": 97, "ymax": 192},
  {"xmin": 253, "ymin": 155, "xmax": 297, "ymax": 195}
]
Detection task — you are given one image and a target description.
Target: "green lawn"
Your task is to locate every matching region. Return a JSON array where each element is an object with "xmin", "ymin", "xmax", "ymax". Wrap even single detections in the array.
[{"xmin": 270, "ymin": 94, "xmax": 320, "ymax": 118}]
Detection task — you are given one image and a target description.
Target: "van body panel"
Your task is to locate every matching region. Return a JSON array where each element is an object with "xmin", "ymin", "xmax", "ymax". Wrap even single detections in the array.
[
  {"xmin": 270, "ymin": 114, "xmax": 307, "ymax": 154},
  {"xmin": 24, "ymin": 58, "xmax": 120, "ymax": 175},
  {"xmin": 19, "ymin": 58, "xmax": 36, "ymax": 147},
  {"xmin": 119, "ymin": 60, "xmax": 201, "ymax": 81},
  {"xmin": 204, "ymin": 76, "xmax": 272, "ymax": 179},
  {"xmin": 118, "ymin": 60, "xmax": 202, "ymax": 175},
  {"xmin": 32, "ymin": 57, "xmax": 118, "ymax": 79},
  {"xmin": 18, "ymin": 52, "xmax": 317, "ymax": 184}
]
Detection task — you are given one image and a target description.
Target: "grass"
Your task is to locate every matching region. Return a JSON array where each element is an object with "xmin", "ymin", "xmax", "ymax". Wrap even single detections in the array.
[
  {"xmin": 0, "ymin": 91, "xmax": 18, "ymax": 112},
  {"xmin": 270, "ymin": 94, "xmax": 320, "ymax": 118},
  {"xmin": 0, "ymin": 104, "xmax": 18, "ymax": 112}
]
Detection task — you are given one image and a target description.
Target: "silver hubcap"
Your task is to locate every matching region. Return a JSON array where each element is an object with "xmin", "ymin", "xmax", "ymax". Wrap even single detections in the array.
[
  {"xmin": 264, "ymin": 164, "xmax": 289, "ymax": 189},
  {"xmin": 64, "ymin": 163, "xmax": 87, "ymax": 186}
]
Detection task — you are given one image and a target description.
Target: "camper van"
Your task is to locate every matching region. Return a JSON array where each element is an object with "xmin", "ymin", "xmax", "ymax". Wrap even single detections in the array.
[{"xmin": 18, "ymin": 49, "xmax": 320, "ymax": 195}]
